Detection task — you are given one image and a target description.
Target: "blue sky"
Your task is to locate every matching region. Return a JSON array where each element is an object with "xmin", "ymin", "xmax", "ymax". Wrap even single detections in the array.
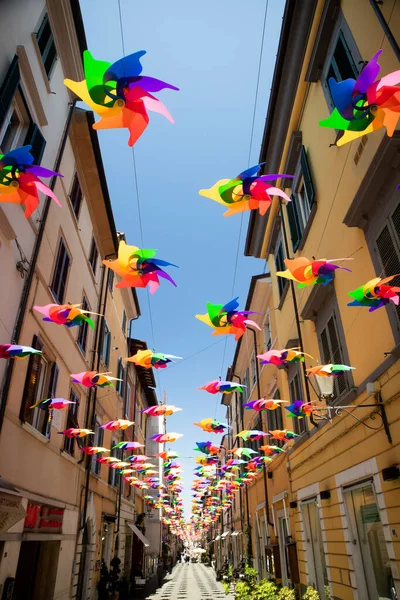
[{"xmin": 80, "ymin": 0, "xmax": 284, "ymax": 517}]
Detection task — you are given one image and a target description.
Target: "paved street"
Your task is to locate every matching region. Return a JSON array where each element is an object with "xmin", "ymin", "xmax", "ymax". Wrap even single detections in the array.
[{"xmin": 145, "ymin": 563, "xmax": 234, "ymax": 600}]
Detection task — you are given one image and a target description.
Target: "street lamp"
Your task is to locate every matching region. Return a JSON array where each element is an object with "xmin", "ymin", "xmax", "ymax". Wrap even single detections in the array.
[{"xmin": 313, "ymin": 374, "xmax": 334, "ymax": 398}]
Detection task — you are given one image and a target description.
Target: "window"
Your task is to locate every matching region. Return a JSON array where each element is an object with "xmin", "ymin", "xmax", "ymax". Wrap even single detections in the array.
[
  {"xmin": 89, "ymin": 238, "xmax": 98, "ymax": 275},
  {"xmin": 287, "ymin": 148, "xmax": 315, "ymax": 251},
  {"xmin": 77, "ymin": 296, "xmax": 90, "ymax": 354},
  {"xmin": 107, "ymin": 269, "xmax": 114, "ymax": 293},
  {"xmin": 69, "ymin": 173, "xmax": 82, "ymax": 219},
  {"xmin": 64, "ymin": 390, "xmax": 79, "ymax": 455},
  {"xmin": 116, "ymin": 357, "xmax": 125, "ymax": 398},
  {"xmin": 100, "ymin": 321, "xmax": 111, "ymax": 367},
  {"xmin": 51, "ymin": 238, "xmax": 70, "ymax": 304},
  {"xmin": 108, "ymin": 440, "xmax": 119, "ymax": 487},
  {"xmin": 36, "ymin": 13, "xmax": 57, "ymax": 78},
  {"xmin": 21, "ymin": 336, "xmax": 59, "ymax": 439},
  {"xmin": 322, "ymin": 15, "xmax": 361, "ymax": 110},
  {"xmin": 289, "ymin": 368, "xmax": 306, "ymax": 436},
  {"xmin": 318, "ymin": 310, "xmax": 351, "ymax": 401},
  {"xmin": 268, "ymin": 389, "xmax": 284, "ymax": 447},
  {"xmin": 92, "ymin": 418, "xmax": 104, "ymax": 475},
  {"xmin": 125, "ymin": 382, "xmax": 131, "ymax": 419},
  {"xmin": 274, "ymin": 239, "xmax": 287, "ymax": 299},
  {"xmin": 263, "ymin": 312, "xmax": 272, "ymax": 352},
  {"xmin": 242, "ymin": 369, "xmax": 250, "ymax": 404},
  {"xmin": 0, "ymin": 91, "xmax": 30, "ymax": 154},
  {"xmin": 122, "ymin": 310, "xmax": 127, "ymax": 334},
  {"xmin": 250, "ymin": 354, "xmax": 257, "ymax": 389},
  {"xmin": 374, "ymin": 201, "xmax": 400, "ymax": 327}
]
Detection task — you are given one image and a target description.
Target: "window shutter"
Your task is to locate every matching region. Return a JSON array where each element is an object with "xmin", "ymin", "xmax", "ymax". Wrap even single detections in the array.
[
  {"xmin": 287, "ymin": 195, "xmax": 302, "ymax": 252},
  {"xmin": 24, "ymin": 122, "xmax": 46, "ymax": 165},
  {"xmin": 376, "ymin": 207, "xmax": 400, "ymax": 325},
  {"xmin": 0, "ymin": 56, "xmax": 20, "ymax": 128},
  {"xmin": 286, "ymin": 542, "xmax": 300, "ymax": 583},
  {"xmin": 271, "ymin": 544, "xmax": 282, "ymax": 579},
  {"xmin": 19, "ymin": 335, "xmax": 44, "ymax": 421},
  {"xmin": 44, "ymin": 363, "xmax": 59, "ymax": 438},
  {"xmin": 300, "ymin": 148, "xmax": 315, "ymax": 209}
]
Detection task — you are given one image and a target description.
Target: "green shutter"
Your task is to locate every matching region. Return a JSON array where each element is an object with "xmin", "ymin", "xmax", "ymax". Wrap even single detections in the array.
[
  {"xmin": 24, "ymin": 122, "xmax": 46, "ymax": 165},
  {"xmin": 287, "ymin": 194, "xmax": 302, "ymax": 251},
  {"xmin": 0, "ymin": 56, "xmax": 20, "ymax": 128},
  {"xmin": 300, "ymin": 147, "xmax": 315, "ymax": 209}
]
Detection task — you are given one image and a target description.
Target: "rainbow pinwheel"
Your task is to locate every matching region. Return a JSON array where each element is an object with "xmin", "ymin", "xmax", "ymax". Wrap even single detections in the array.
[
  {"xmin": 319, "ymin": 50, "xmax": 400, "ymax": 146},
  {"xmin": 198, "ymin": 380, "xmax": 245, "ymax": 394},
  {"xmin": 141, "ymin": 405, "xmax": 182, "ymax": 417},
  {"xmin": 194, "ymin": 419, "xmax": 230, "ymax": 434},
  {"xmin": 33, "ymin": 303, "xmax": 98, "ymax": 329},
  {"xmin": 30, "ymin": 397, "xmax": 76, "ymax": 410},
  {"xmin": 150, "ymin": 433, "xmax": 184, "ymax": 443},
  {"xmin": 114, "ymin": 441, "xmax": 144, "ymax": 450},
  {"xmin": 103, "ymin": 241, "xmax": 177, "ymax": 293},
  {"xmin": 125, "ymin": 349, "xmax": 182, "ymax": 370},
  {"xmin": 194, "ymin": 442, "xmax": 220, "ymax": 455},
  {"xmin": 243, "ymin": 398, "xmax": 287, "ymax": 411},
  {"xmin": 285, "ymin": 400, "xmax": 317, "ymax": 418},
  {"xmin": 257, "ymin": 348, "xmax": 312, "ymax": 366},
  {"xmin": 98, "ymin": 456, "xmax": 121, "ymax": 465},
  {"xmin": 228, "ymin": 447, "xmax": 258, "ymax": 459},
  {"xmin": 236, "ymin": 430, "xmax": 269, "ymax": 441},
  {"xmin": 101, "ymin": 419, "xmax": 134, "ymax": 431},
  {"xmin": 64, "ymin": 50, "xmax": 178, "ymax": 146},
  {"xmin": 128, "ymin": 455, "xmax": 149, "ymax": 463},
  {"xmin": 260, "ymin": 445, "xmax": 285, "ymax": 456},
  {"xmin": 71, "ymin": 371, "xmax": 121, "ymax": 388},
  {"xmin": 155, "ymin": 451, "xmax": 180, "ymax": 459},
  {"xmin": 0, "ymin": 345, "xmax": 42, "ymax": 360},
  {"xmin": 277, "ymin": 257, "xmax": 352, "ymax": 288},
  {"xmin": 199, "ymin": 164, "xmax": 293, "ymax": 217},
  {"xmin": 348, "ymin": 276, "xmax": 400, "ymax": 311},
  {"xmin": 196, "ymin": 298, "xmax": 260, "ymax": 341},
  {"xmin": 306, "ymin": 364, "xmax": 355, "ymax": 377},
  {"xmin": 0, "ymin": 145, "xmax": 62, "ymax": 217},
  {"xmin": 269, "ymin": 430, "xmax": 298, "ymax": 441},
  {"xmin": 80, "ymin": 446, "xmax": 109, "ymax": 455},
  {"xmin": 58, "ymin": 428, "xmax": 94, "ymax": 438}
]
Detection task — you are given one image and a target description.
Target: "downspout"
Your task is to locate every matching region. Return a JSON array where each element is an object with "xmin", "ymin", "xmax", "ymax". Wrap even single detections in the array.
[
  {"xmin": 0, "ymin": 99, "xmax": 77, "ymax": 435},
  {"xmin": 369, "ymin": 0, "xmax": 400, "ymax": 60},
  {"xmin": 250, "ymin": 328, "xmax": 274, "ymax": 529}
]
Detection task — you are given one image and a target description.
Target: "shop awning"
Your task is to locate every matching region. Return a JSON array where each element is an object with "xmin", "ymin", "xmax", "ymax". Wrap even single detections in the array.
[{"xmin": 128, "ymin": 523, "xmax": 150, "ymax": 548}]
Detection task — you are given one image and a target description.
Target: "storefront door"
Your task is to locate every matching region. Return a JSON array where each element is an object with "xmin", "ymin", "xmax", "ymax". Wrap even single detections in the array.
[
  {"xmin": 344, "ymin": 483, "xmax": 393, "ymax": 600},
  {"xmin": 301, "ymin": 499, "xmax": 327, "ymax": 599},
  {"xmin": 13, "ymin": 540, "xmax": 60, "ymax": 599},
  {"xmin": 278, "ymin": 515, "xmax": 289, "ymax": 586}
]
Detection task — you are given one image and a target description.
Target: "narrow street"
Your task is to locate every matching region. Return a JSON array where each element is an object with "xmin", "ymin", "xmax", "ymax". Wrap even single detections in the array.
[{"xmin": 145, "ymin": 563, "xmax": 234, "ymax": 600}]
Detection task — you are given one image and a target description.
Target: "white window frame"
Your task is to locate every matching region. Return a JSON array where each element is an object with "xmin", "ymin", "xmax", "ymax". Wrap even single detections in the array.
[{"xmin": 0, "ymin": 91, "xmax": 30, "ymax": 154}]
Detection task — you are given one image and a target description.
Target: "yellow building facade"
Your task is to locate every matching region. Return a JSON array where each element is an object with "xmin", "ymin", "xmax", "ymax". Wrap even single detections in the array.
[{"xmin": 225, "ymin": 1, "xmax": 400, "ymax": 599}]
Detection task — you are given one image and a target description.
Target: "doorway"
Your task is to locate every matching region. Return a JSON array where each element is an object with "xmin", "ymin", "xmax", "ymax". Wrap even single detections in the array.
[
  {"xmin": 344, "ymin": 483, "xmax": 393, "ymax": 600},
  {"xmin": 301, "ymin": 499, "xmax": 327, "ymax": 599},
  {"xmin": 13, "ymin": 540, "xmax": 60, "ymax": 599},
  {"xmin": 278, "ymin": 515, "xmax": 289, "ymax": 586}
]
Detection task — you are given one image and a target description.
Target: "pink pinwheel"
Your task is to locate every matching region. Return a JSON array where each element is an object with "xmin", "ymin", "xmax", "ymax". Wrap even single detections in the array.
[
  {"xmin": 114, "ymin": 441, "xmax": 144, "ymax": 450},
  {"xmin": 150, "ymin": 433, "xmax": 184, "ymax": 443},
  {"xmin": 34, "ymin": 303, "xmax": 99, "ymax": 329},
  {"xmin": 257, "ymin": 348, "xmax": 313, "ymax": 366},
  {"xmin": 101, "ymin": 419, "xmax": 134, "ymax": 431},
  {"xmin": 0, "ymin": 344, "xmax": 42, "ymax": 360},
  {"xmin": 141, "ymin": 405, "xmax": 182, "ymax": 417},
  {"xmin": 30, "ymin": 397, "xmax": 76, "ymax": 410},
  {"xmin": 236, "ymin": 430, "xmax": 269, "ymax": 441},
  {"xmin": 71, "ymin": 371, "xmax": 121, "ymax": 388},
  {"xmin": 243, "ymin": 398, "xmax": 288, "ymax": 411},
  {"xmin": 0, "ymin": 145, "xmax": 62, "ymax": 217},
  {"xmin": 58, "ymin": 428, "xmax": 94, "ymax": 438},
  {"xmin": 129, "ymin": 455, "xmax": 150, "ymax": 463},
  {"xmin": 197, "ymin": 380, "xmax": 245, "ymax": 394},
  {"xmin": 196, "ymin": 297, "xmax": 261, "ymax": 341},
  {"xmin": 80, "ymin": 446, "xmax": 109, "ymax": 455}
]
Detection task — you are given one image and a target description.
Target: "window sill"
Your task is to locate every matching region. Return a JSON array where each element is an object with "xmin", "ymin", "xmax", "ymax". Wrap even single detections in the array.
[
  {"xmin": 61, "ymin": 450, "xmax": 78, "ymax": 465},
  {"xmin": 22, "ymin": 422, "xmax": 50, "ymax": 444},
  {"xmin": 277, "ymin": 282, "xmax": 290, "ymax": 311}
]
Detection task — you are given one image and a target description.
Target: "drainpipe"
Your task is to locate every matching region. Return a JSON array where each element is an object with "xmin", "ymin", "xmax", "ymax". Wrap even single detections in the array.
[
  {"xmin": 369, "ymin": 0, "xmax": 400, "ymax": 60},
  {"xmin": 249, "ymin": 328, "xmax": 274, "ymax": 529},
  {"xmin": 0, "ymin": 99, "xmax": 77, "ymax": 435}
]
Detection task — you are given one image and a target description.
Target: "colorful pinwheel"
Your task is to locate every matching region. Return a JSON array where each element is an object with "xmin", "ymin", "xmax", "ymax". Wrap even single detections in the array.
[
  {"xmin": 33, "ymin": 303, "xmax": 98, "ymax": 329},
  {"xmin": 194, "ymin": 419, "xmax": 230, "ymax": 434},
  {"xmin": 284, "ymin": 401, "xmax": 317, "ymax": 418},
  {"xmin": 155, "ymin": 451, "xmax": 180, "ymax": 459},
  {"xmin": 0, "ymin": 145, "xmax": 62, "ymax": 217},
  {"xmin": 196, "ymin": 298, "xmax": 260, "ymax": 341},
  {"xmin": 260, "ymin": 445, "xmax": 285, "ymax": 456},
  {"xmin": 319, "ymin": 50, "xmax": 400, "ymax": 146},
  {"xmin": 125, "ymin": 349, "xmax": 182, "ymax": 370},
  {"xmin": 236, "ymin": 430, "xmax": 269, "ymax": 441},
  {"xmin": 103, "ymin": 241, "xmax": 177, "ymax": 293},
  {"xmin": 228, "ymin": 447, "xmax": 258, "ymax": 459},
  {"xmin": 30, "ymin": 397, "xmax": 76, "ymax": 410},
  {"xmin": 97, "ymin": 456, "xmax": 121, "ymax": 465},
  {"xmin": 194, "ymin": 442, "xmax": 220, "ymax": 455},
  {"xmin": 101, "ymin": 419, "xmax": 134, "ymax": 431},
  {"xmin": 71, "ymin": 371, "xmax": 121, "ymax": 388},
  {"xmin": 269, "ymin": 430, "xmax": 298, "ymax": 441},
  {"xmin": 199, "ymin": 164, "xmax": 293, "ymax": 217},
  {"xmin": 306, "ymin": 364, "xmax": 355, "ymax": 377},
  {"xmin": 197, "ymin": 380, "xmax": 245, "ymax": 394},
  {"xmin": 0, "ymin": 345, "xmax": 42, "ymax": 360},
  {"xmin": 80, "ymin": 446, "xmax": 109, "ymax": 455},
  {"xmin": 348, "ymin": 276, "xmax": 400, "ymax": 311},
  {"xmin": 128, "ymin": 455, "xmax": 150, "ymax": 463},
  {"xmin": 141, "ymin": 405, "xmax": 182, "ymax": 417},
  {"xmin": 257, "ymin": 348, "xmax": 312, "ymax": 366},
  {"xmin": 114, "ymin": 441, "xmax": 144, "ymax": 450},
  {"xmin": 277, "ymin": 257, "xmax": 353, "ymax": 288},
  {"xmin": 150, "ymin": 433, "xmax": 184, "ymax": 443},
  {"xmin": 243, "ymin": 398, "xmax": 288, "ymax": 411},
  {"xmin": 64, "ymin": 50, "xmax": 178, "ymax": 146},
  {"xmin": 58, "ymin": 428, "xmax": 94, "ymax": 438}
]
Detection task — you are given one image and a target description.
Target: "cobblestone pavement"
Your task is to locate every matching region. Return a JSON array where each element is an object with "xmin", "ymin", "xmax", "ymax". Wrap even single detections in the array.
[{"xmin": 145, "ymin": 563, "xmax": 234, "ymax": 600}]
